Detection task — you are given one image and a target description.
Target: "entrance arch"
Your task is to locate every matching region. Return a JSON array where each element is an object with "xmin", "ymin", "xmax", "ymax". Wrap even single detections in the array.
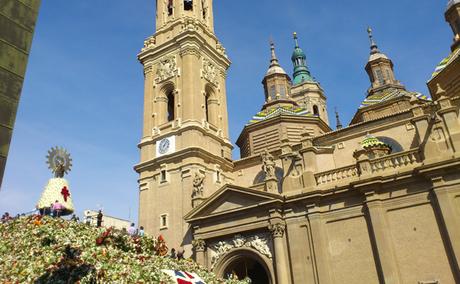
[{"xmin": 214, "ymin": 248, "xmax": 274, "ymax": 284}]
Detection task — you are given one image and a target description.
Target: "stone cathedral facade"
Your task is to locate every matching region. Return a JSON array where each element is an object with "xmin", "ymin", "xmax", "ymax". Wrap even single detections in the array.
[{"xmin": 135, "ymin": 1, "xmax": 460, "ymax": 283}]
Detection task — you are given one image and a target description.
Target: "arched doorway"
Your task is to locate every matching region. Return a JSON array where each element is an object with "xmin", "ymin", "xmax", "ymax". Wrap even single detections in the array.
[
  {"xmin": 223, "ymin": 257, "xmax": 269, "ymax": 283},
  {"xmin": 215, "ymin": 249, "xmax": 273, "ymax": 284}
]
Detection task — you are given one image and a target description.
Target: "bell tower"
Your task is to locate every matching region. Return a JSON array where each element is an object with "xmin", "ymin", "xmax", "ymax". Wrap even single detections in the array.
[{"xmin": 135, "ymin": 0, "xmax": 232, "ymax": 252}]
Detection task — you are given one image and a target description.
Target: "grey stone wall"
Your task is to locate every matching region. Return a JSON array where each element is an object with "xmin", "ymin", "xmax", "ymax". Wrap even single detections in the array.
[{"xmin": 0, "ymin": 0, "xmax": 41, "ymax": 188}]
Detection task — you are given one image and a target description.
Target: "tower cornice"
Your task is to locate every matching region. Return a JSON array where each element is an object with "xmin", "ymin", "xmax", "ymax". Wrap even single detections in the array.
[{"xmin": 138, "ymin": 28, "xmax": 231, "ymax": 71}]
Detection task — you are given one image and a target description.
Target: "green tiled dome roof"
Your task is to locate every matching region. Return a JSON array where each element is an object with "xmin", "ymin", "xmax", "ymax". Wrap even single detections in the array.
[
  {"xmin": 361, "ymin": 134, "xmax": 390, "ymax": 149},
  {"xmin": 360, "ymin": 88, "xmax": 430, "ymax": 109},
  {"xmin": 248, "ymin": 105, "xmax": 314, "ymax": 125},
  {"xmin": 431, "ymin": 47, "xmax": 460, "ymax": 78}
]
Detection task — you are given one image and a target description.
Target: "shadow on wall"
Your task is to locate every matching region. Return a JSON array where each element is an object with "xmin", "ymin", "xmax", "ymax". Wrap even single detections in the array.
[{"xmin": 253, "ymin": 167, "xmax": 284, "ymax": 193}]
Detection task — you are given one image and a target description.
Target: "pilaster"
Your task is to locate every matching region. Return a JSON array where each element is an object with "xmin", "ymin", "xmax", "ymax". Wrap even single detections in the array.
[
  {"xmin": 192, "ymin": 239, "xmax": 206, "ymax": 266},
  {"xmin": 431, "ymin": 177, "xmax": 460, "ymax": 278},
  {"xmin": 363, "ymin": 191, "xmax": 402, "ymax": 284},
  {"xmin": 306, "ymin": 204, "xmax": 332, "ymax": 284}
]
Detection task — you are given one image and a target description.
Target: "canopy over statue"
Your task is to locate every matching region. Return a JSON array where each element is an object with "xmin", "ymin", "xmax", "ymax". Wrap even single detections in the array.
[{"xmin": 37, "ymin": 147, "xmax": 75, "ymax": 216}]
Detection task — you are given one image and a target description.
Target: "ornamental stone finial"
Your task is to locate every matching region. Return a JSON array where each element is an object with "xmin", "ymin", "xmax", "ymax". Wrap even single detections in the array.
[{"xmin": 367, "ymin": 26, "xmax": 380, "ymax": 54}]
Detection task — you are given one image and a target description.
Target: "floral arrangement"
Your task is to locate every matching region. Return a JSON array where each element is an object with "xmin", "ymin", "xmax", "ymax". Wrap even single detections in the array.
[{"xmin": 0, "ymin": 216, "xmax": 248, "ymax": 283}]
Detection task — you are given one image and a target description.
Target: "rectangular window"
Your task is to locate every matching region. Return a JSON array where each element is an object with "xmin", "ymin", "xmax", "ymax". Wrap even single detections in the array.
[
  {"xmin": 160, "ymin": 214, "xmax": 168, "ymax": 229},
  {"xmin": 216, "ymin": 171, "xmax": 221, "ymax": 183},
  {"xmin": 184, "ymin": 0, "xmax": 193, "ymax": 11},
  {"xmin": 279, "ymin": 85, "xmax": 286, "ymax": 98},
  {"xmin": 375, "ymin": 69, "xmax": 385, "ymax": 85},
  {"xmin": 270, "ymin": 86, "xmax": 276, "ymax": 100},
  {"xmin": 160, "ymin": 170, "xmax": 167, "ymax": 183}
]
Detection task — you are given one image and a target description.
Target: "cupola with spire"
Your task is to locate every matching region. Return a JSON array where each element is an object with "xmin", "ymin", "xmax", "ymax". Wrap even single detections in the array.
[
  {"xmin": 351, "ymin": 27, "xmax": 430, "ymax": 125},
  {"xmin": 365, "ymin": 27, "xmax": 405, "ymax": 95},
  {"xmin": 262, "ymin": 41, "xmax": 293, "ymax": 108},
  {"xmin": 289, "ymin": 32, "xmax": 330, "ymax": 126},
  {"xmin": 291, "ymin": 32, "xmax": 314, "ymax": 85}
]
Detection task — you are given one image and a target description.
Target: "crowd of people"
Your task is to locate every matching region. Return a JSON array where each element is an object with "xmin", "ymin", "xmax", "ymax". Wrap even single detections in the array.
[
  {"xmin": 1, "ymin": 212, "xmax": 27, "ymax": 223},
  {"xmin": 37, "ymin": 200, "xmax": 66, "ymax": 217}
]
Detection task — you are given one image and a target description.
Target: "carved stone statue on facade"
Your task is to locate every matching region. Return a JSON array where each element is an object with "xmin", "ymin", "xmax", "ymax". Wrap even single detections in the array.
[
  {"xmin": 192, "ymin": 171, "xmax": 205, "ymax": 198},
  {"xmin": 261, "ymin": 150, "xmax": 276, "ymax": 180}
]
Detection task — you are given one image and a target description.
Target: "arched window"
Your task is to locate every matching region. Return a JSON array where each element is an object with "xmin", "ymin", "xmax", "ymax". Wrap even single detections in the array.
[
  {"xmin": 167, "ymin": 91, "xmax": 175, "ymax": 122},
  {"xmin": 376, "ymin": 136, "xmax": 403, "ymax": 153},
  {"xmin": 205, "ymin": 85, "xmax": 217, "ymax": 126},
  {"xmin": 205, "ymin": 93, "xmax": 210, "ymax": 122},
  {"xmin": 313, "ymin": 105, "xmax": 319, "ymax": 116},
  {"xmin": 184, "ymin": 0, "xmax": 193, "ymax": 11}
]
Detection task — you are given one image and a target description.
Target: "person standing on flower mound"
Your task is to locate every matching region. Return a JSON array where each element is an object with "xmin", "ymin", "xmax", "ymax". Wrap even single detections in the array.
[{"xmin": 37, "ymin": 147, "xmax": 75, "ymax": 216}]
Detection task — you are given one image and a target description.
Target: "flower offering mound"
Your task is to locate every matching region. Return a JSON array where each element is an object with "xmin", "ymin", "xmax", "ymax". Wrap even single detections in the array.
[{"xmin": 0, "ymin": 216, "xmax": 247, "ymax": 283}]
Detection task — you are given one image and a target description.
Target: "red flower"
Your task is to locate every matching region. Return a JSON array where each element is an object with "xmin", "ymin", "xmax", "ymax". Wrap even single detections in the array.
[{"xmin": 61, "ymin": 186, "xmax": 70, "ymax": 202}]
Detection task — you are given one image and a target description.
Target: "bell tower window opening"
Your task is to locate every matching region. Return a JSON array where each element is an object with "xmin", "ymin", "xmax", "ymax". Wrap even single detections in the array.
[
  {"xmin": 279, "ymin": 85, "xmax": 286, "ymax": 98},
  {"xmin": 167, "ymin": 91, "xmax": 175, "ymax": 122},
  {"xmin": 313, "ymin": 105, "xmax": 319, "ymax": 116},
  {"xmin": 375, "ymin": 69, "xmax": 385, "ymax": 85},
  {"xmin": 270, "ymin": 85, "xmax": 276, "ymax": 100},
  {"xmin": 202, "ymin": 0, "xmax": 207, "ymax": 20},
  {"xmin": 184, "ymin": 0, "xmax": 193, "ymax": 11},
  {"xmin": 167, "ymin": 0, "xmax": 173, "ymax": 16}
]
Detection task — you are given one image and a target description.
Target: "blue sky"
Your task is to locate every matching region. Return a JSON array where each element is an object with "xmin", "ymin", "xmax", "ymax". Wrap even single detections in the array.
[{"xmin": 0, "ymin": 1, "xmax": 453, "ymax": 221}]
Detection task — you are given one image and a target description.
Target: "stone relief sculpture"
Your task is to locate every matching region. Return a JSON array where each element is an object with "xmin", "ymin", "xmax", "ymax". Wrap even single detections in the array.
[
  {"xmin": 155, "ymin": 56, "xmax": 178, "ymax": 83},
  {"xmin": 210, "ymin": 234, "xmax": 272, "ymax": 268},
  {"xmin": 202, "ymin": 58, "xmax": 218, "ymax": 85}
]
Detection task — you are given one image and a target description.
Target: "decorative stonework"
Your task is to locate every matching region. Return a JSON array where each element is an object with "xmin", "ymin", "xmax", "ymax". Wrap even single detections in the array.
[
  {"xmin": 180, "ymin": 45, "xmax": 201, "ymax": 58},
  {"xmin": 155, "ymin": 56, "xmax": 178, "ymax": 84},
  {"xmin": 142, "ymin": 36, "xmax": 156, "ymax": 51},
  {"xmin": 261, "ymin": 150, "xmax": 276, "ymax": 180},
  {"xmin": 192, "ymin": 171, "xmax": 205, "ymax": 198},
  {"xmin": 192, "ymin": 239, "xmax": 206, "ymax": 252},
  {"xmin": 269, "ymin": 223, "xmax": 285, "ymax": 238},
  {"xmin": 202, "ymin": 58, "xmax": 219, "ymax": 86},
  {"xmin": 210, "ymin": 234, "xmax": 273, "ymax": 268}
]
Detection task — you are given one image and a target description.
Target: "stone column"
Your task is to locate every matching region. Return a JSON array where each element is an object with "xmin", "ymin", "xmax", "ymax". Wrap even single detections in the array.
[
  {"xmin": 431, "ymin": 177, "xmax": 460, "ymax": 277},
  {"xmin": 192, "ymin": 239, "xmax": 206, "ymax": 266},
  {"xmin": 269, "ymin": 223, "xmax": 290, "ymax": 284},
  {"xmin": 306, "ymin": 205, "xmax": 332, "ymax": 284},
  {"xmin": 365, "ymin": 198, "xmax": 402, "ymax": 284}
]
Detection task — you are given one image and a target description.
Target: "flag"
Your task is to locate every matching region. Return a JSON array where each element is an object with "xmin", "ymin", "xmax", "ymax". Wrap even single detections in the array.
[{"xmin": 162, "ymin": 270, "xmax": 206, "ymax": 284}]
